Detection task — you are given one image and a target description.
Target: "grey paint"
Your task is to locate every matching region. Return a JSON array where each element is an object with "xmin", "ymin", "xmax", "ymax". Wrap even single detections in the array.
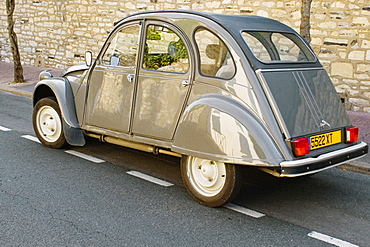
[
  {"xmin": 172, "ymin": 93, "xmax": 284, "ymax": 166},
  {"xmin": 84, "ymin": 66, "xmax": 135, "ymax": 133}
]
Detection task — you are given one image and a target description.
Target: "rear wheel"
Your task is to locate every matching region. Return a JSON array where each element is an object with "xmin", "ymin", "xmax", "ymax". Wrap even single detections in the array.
[
  {"xmin": 181, "ymin": 156, "xmax": 242, "ymax": 207},
  {"xmin": 32, "ymin": 97, "xmax": 66, "ymax": 149}
]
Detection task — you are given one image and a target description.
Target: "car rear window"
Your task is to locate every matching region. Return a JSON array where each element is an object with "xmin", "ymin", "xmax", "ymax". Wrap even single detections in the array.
[{"xmin": 241, "ymin": 31, "xmax": 315, "ymax": 63}]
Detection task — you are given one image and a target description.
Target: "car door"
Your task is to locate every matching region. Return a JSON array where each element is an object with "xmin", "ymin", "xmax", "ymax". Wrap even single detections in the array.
[
  {"xmin": 131, "ymin": 22, "xmax": 193, "ymax": 140},
  {"xmin": 84, "ymin": 22, "xmax": 141, "ymax": 133}
]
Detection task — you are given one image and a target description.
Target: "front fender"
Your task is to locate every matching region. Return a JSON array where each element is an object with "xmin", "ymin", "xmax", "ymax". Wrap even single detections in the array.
[
  {"xmin": 172, "ymin": 94, "xmax": 284, "ymax": 166},
  {"xmin": 33, "ymin": 78, "xmax": 85, "ymax": 146}
]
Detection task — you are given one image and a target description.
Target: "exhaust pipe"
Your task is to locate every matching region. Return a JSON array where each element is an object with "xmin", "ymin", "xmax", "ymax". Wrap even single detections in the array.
[{"xmin": 86, "ymin": 133, "xmax": 181, "ymax": 158}]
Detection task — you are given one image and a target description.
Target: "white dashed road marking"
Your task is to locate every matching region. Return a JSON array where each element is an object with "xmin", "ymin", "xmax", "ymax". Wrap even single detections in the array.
[
  {"xmin": 0, "ymin": 125, "xmax": 12, "ymax": 131},
  {"xmin": 308, "ymin": 231, "xmax": 359, "ymax": 247},
  {"xmin": 65, "ymin": 150, "xmax": 105, "ymax": 163},
  {"xmin": 127, "ymin": 171, "xmax": 174, "ymax": 187},
  {"xmin": 14, "ymin": 132, "xmax": 365, "ymax": 247},
  {"xmin": 21, "ymin": 135, "xmax": 41, "ymax": 143},
  {"xmin": 224, "ymin": 203, "xmax": 265, "ymax": 218}
]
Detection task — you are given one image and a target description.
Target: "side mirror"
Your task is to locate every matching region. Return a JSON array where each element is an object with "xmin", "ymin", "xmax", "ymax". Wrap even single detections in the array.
[
  {"xmin": 109, "ymin": 55, "xmax": 120, "ymax": 66},
  {"xmin": 85, "ymin": 51, "xmax": 93, "ymax": 67}
]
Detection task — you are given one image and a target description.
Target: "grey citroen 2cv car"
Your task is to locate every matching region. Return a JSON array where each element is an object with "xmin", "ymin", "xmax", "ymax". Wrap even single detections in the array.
[{"xmin": 33, "ymin": 10, "xmax": 368, "ymax": 207}]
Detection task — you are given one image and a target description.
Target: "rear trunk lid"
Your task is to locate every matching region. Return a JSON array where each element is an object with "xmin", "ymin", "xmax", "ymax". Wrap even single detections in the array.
[{"xmin": 257, "ymin": 68, "xmax": 351, "ymax": 139}]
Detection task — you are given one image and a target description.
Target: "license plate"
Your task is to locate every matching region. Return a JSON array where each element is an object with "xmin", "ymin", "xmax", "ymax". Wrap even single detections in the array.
[{"xmin": 310, "ymin": 130, "xmax": 342, "ymax": 150}]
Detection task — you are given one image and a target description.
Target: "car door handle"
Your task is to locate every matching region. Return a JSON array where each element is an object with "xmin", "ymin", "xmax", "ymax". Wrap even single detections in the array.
[
  {"xmin": 127, "ymin": 74, "xmax": 134, "ymax": 83},
  {"xmin": 181, "ymin": 80, "xmax": 191, "ymax": 87}
]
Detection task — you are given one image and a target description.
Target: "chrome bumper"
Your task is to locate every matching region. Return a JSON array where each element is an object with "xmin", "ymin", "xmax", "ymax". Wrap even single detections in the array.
[{"xmin": 279, "ymin": 142, "xmax": 368, "ymax": 177}]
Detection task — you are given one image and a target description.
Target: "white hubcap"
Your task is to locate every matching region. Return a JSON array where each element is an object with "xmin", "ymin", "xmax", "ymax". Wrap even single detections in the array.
[
  {"xmin": 36, "ymin": 106, "xmax": 62, "ymax": 143},
  {"xmin": 187, "ymin": 157, "xmax": 226, "ymax": 197}
]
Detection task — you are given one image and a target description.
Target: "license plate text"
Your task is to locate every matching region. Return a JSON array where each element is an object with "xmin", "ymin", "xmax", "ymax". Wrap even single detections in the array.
[{"xmin": 310, "ymin": 130, "xmax": 342, "ymax": 150}]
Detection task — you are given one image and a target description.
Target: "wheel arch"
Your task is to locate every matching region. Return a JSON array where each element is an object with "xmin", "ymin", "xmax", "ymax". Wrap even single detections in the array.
[
  {"xmin": 33, "ymin": 79, "xmax": 85, "ymax": 146},
  {"xmin": 173, "ymin": 94, "xmax": 284, "ymax": 166}
]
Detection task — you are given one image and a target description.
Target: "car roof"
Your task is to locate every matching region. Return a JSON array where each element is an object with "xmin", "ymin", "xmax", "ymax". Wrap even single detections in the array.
[
  {"xmin": 118, "ymin": 10, "xmax": 295, "ymax": 34},
  {"xmin": 116, "ymin": 10, "xmax": 319, "ymax": 70}
]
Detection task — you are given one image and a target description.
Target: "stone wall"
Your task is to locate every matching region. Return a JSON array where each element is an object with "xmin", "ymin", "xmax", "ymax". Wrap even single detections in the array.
[{"xmin": 0, "ymin": 0, "xmax": 369, "ymax": 111}]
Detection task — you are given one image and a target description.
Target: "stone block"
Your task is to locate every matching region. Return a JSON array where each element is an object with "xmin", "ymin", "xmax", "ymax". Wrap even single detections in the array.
[
  {"xmin": 362, "ymin": 40, "xmax": 370, "ymax": 48},
  {"xmin": 344, "ymin": 79, "xmax": 358, "ymax": 84},
  {"xmin": 257, "ymin": 10, "xmax": 268, "ymax": 18},
  {"xmin": 271, "ymin": 9, "xmax": 287, "ymax": 17},
  {"xmin": 285, "ymin": 1, "xmax": 296, "ymax": 7},
  {"xmin": 324, "ymin": 38, "xmax": 348, "ymax": 46},
  {"xmin": 192, "ymin": 3, "xmax": 204, "ymax": 10},
  {"xmin": 331, "ymin": 62, "xmax": 354, "ymax": 78},
  {"xmin": 311, "ymin": 37, "xmax": 322, "ymax": 46},
  {"xmin": 352, "ymin": 17, "xmax": 370, "ymax": 27},
  {"xmin": 318, "ymin": 21, "xmax": 337, "ymax": 29},
  {"xmin": 337, "ymin": 84, "xmax": 351, "ymax": 90},
  {"xmin": 349, "ymin": 4, "xmax": 360, "ymax": 10},
  {"xmin": 356, "ymin": 74, "xmax": 370, "ymax": 79},
  {"xmin": 339, "ymin": 52, "xmax": 347, "ymax": 59},
  {"xmin": 363, "ymin": 92, "xmax": 370, "ymax": 99},
  {"xmin": 339, "ymin": 30, "xmax": 358, "ymax": 37},
  {"xmin": 348, "ymin": 89, "xmax": 360, "ymax": 95},
  {"xmin": 363, "ymin": 107, "xmax": 370, "ymax": 113},
  {"xmin": 348, "ymin": 51, "xmax": 365, "ymax": 60},
  {"xmin": 357, "ymin": 64, "xmax": 370, "ymax": 72},
  {"xmin": 330, "ymin": 11, "xmax": 350, "ymax": 20},
  {"xmin": 314, "ymin": 14, "xmax": 326, "ymax": 20},
  {"xmin": 338, "ymin": 22, "xmax": 349, "ymax": 28},
  {"xmin": 353, "ymin": 106, "xmax": 361, "ymax": 112},
  {"xmin": 291, "ymin": 10, "xmax": 300, "ymax": 20},
  {"xmin": 331, "ymin": 2, "xmax": 346, "ymax": 8},
  {"xmin": 240, "ymin": 7, "xmax": 253, "ymax": 14},
  {"xmin": 125, "ymin": 2, "xmax": 135, "ymax": 9},
  {"xmin": 164, "ymin": 3, "xmax": 176, "ymax": 8},
  {"xmin": 106, "ymin": 2, "xmax": 118, "ymax": 5},
  {"xmin": 349, "ymin": 97, "xmax": 369, "ymax": 106},
  {"xmin": 204, "ymin": 1, "xmax": 217, "ymax": 8},
  {"xmin": 262, "ymin": 2, "xmax": 275, "ymax": 8}
]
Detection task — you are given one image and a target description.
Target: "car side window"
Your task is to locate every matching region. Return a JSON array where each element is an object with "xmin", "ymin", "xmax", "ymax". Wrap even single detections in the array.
[
  {"xmin": 142, "ymin": 25, "xmax": 189, "ymax": 73},
  {"xmin": 102, "ymin": 24, "xmax": 140, "ymax": 67},
  {"xmin": 194, "ymin": 28, "xmax": 235, "ymax": 79}
]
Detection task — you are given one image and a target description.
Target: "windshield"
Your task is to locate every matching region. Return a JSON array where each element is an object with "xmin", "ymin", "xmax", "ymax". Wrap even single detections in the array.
[{"xmin": 242, "ymin": 31, "xmax": 316, "ymax": 63}]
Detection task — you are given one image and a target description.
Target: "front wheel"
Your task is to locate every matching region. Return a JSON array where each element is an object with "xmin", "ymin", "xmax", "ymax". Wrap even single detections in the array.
[
  {"xmin": 181, "ymin": 156, "xmax": 242, "ymax": 207},
  {"xmin": 32, "ymin": 97, "xmax": 66, "ymax": 149}
]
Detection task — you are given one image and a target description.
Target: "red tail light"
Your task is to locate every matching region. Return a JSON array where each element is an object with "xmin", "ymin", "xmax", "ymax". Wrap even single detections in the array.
[
  {"xmin": 293, "ymin": 137, "xmax": 310, "ymax": 156},
  {"xmin": 346, "ymin": 127, "xmax": 359, "ymax": 143}
]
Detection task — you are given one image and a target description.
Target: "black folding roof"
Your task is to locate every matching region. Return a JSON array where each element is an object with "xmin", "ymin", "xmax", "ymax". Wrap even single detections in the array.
[{"xmin": 119, "ymin": 10, "xmax": 296, "ymax": 34}]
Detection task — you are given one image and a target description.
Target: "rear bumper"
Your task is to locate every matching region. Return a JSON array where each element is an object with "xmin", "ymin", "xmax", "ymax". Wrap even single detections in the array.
[{"xmin": 278, "ymin": 142, "xmax": 368, "ymax": 177}]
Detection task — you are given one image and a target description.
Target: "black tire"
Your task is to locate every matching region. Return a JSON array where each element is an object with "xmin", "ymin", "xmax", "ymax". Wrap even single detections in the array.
[
  {"xmin": 181, "ymin": 155, "xmax": 242, "ymax": 207},
  {"xmin": 32, "ymin": 97, "xmax": 67, "ymax": 149}
]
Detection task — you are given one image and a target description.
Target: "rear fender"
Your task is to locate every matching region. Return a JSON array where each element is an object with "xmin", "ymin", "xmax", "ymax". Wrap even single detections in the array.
[
  {"xmin": 33, "ymin": 78, "xmax": 85, "ymax": 146},
  {"xmin": 172, "ymin": 94, "xmax": 283, "ymax": 166}
]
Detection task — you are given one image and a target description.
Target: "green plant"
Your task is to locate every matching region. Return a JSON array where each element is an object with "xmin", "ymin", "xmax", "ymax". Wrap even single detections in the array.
[
  {"xmin": 145, "ymin": 53, "xmax": 174, "ymax": 70},
  {"xmin": 147, "ymin": 27, "xmax": 161, "ymax": 40}
]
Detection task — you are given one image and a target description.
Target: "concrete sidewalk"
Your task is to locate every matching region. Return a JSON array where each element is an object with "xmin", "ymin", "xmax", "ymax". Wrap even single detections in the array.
[
  {"xmin": 0, "ymin": 61, "xmax": 63, "ymax": 97},
  {"xmin": 0, "ymin": 61, "xmax": 369, "ymax": 172}
]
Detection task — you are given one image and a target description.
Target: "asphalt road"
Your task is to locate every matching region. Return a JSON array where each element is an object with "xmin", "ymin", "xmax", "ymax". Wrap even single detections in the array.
[{"xmin": 1, "ymin": 91, "xmax": 369, "ymax": 246}]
